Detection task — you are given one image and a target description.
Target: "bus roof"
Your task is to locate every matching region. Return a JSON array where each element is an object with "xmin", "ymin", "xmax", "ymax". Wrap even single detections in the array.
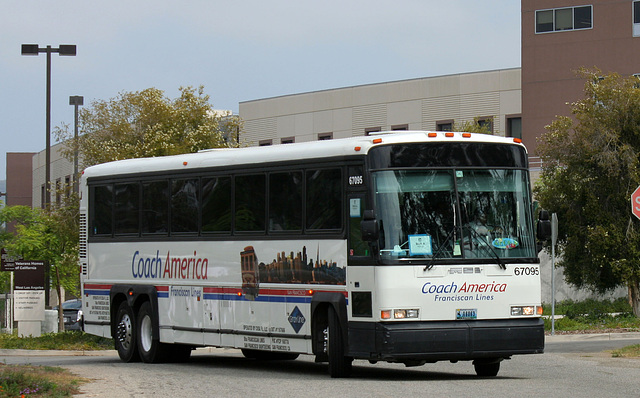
[{"xmin": 82, "ymin": 131, "xmax": 526, "ymax": 179}]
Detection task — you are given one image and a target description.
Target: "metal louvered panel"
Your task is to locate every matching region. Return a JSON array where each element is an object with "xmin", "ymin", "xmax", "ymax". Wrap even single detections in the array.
[{"xmin": 79, "ymin": 213, "xmax": 87, "ymax": 260}]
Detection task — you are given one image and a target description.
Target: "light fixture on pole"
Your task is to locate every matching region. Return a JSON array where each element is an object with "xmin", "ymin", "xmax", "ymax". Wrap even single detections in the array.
[
  {"xmin": 69, "ymin": 95, "xmax": 83, "ymax": 193},
  {"xmin": 21, "ymin": 44, "xmax": 77, "ymax": 207}
]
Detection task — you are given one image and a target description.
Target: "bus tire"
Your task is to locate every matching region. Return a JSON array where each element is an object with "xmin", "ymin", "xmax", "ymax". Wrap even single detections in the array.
[
  {"xmin": 137, "ymin": 301, "xmax": 169, "ymax": 363},
  {"xmin": 473, "ymin": 359, "xmax": 501, "ymax": 377},
  {"xmin": 114, "ymin": 301, "xmax": 140, "ymax": 362},
  {"xmin": 327, "ymin": 305, "xmax": 352, "ymax": 378}
]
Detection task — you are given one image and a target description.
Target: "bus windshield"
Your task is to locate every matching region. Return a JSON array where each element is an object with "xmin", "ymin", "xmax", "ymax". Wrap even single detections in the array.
[{"xmin": 373, "ymin": 168, "xmax": 536, "ymax": 262}]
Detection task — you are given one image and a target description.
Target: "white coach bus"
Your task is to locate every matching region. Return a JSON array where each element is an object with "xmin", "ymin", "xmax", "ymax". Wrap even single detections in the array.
[{"xmin": 80, "ymin": 131, "xmax": 547, "ymax": 378}]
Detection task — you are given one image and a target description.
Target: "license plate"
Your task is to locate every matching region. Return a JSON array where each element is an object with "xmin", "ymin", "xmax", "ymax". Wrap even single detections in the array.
[{"xmin": 456, "ymin": 309, "xmax": 477, "ymax": 320}]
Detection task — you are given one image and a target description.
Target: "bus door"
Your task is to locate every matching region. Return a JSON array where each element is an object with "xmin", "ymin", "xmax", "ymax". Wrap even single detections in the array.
[{"xmin": 347, "ymin": 192, "xmax": 375, "ymax": 321}]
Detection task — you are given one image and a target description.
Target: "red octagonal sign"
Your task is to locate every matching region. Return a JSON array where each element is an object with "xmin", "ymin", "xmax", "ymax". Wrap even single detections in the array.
[{"xmin": 632, "ymin": 186, "xmax": 640, "ymax": 220}]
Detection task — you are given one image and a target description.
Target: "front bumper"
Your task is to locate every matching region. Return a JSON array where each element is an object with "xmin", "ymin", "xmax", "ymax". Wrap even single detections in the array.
[{"xmin": 348, "ymin": 318, "xmax": 544, "ymax": 362}]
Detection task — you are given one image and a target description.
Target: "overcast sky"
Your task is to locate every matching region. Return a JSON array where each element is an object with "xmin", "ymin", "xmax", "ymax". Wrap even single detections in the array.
[{"xmin": 0, "ymin": 1, "xmax": 521, "ymax": 181}]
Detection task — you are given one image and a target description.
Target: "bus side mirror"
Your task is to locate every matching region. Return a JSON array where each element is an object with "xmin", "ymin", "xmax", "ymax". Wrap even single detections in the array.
[
  {"xmin": 361, "ymin": 210, "xmax": 379, "ymax": 241},
  {"xmin": 537, "ymin": 210, "xmax": 551, "ymax": 241}
]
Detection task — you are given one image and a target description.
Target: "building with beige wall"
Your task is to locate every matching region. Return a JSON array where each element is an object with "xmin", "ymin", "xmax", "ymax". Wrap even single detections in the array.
[
  {"xmin": 32, "ymin": 142, "xmax": 74, "ymax": 209},
  {"xmin": 240, "ymin": 68, "xmax": 523, "ymax": 147}
]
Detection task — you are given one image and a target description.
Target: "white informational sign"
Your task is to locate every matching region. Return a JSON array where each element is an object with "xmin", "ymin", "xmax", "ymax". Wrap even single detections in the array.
[
  {"xmin": 14, "ymin": 290, "xmax": 45, "ymax": 321},
  {"xmin": 349, "ymin": 198, "xmax": 361, "ymax": 218},
  {"xmin": 408, "ymin": 234, "xmax": 432, "ymax": 256}
]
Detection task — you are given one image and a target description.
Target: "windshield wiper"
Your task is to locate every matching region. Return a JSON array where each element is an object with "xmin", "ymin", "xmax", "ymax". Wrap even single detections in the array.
[
  {"xmin": 424, "ymin": 228, "xmax": 456, "ymax": 271},
  {"xmin": 466, "ymin": 227, "xmax": 506, "ymax": 270}
]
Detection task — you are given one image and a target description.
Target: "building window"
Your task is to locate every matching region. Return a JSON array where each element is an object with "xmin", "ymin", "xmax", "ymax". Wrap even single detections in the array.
[
  {"xmin": 258, "ymin": 139, "xmax": 272, "ymax": 146},
  {"xmin": 56, "ymin": 179, "xmax": 61, "ymax": 205},
  {"xmin": 318, "ymin": 132, "xmax": 333, "ymax": 141},
  {"xmin": 634, "ymin": 1, "xmax": 640, "ymax": 37},
  {"xmin": 391, "ymin": 124, "xmax": 408, "ymax": 131},
  {"xmin": 536, "ymin": 5, "xmax": 592, "ymax": 33},
  {"xmin": 436, "ymin": 120, "xmax": 454, "ymax": 132},
  {"xmin": 506, "ymin": 116, "xmax": 522, "ymax": 139},
  {"xmin": 477, "ymin": 117, "xmax": 494, "ymax": 134},
  {"xmin": 281, "ymin": 137, "xmax": 295, "ymax": 144},
  {"xmin": 365, "ymin": 127, "xmax": 381, "ymax": 136}
]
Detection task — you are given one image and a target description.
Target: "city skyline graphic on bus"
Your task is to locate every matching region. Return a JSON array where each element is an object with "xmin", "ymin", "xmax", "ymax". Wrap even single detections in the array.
[{"xmin": 241, "ymin": 245, "xmax": 346, "ymax": 300}]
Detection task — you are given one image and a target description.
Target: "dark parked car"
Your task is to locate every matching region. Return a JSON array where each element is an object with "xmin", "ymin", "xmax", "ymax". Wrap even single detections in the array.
[{"xmin": 54, "ymin": 299, "xmax": 84, "ymax": 331}]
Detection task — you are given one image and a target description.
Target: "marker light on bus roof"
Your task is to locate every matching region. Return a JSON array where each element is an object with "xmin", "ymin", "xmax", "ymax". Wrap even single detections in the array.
[
  {"xmin": 462, "ymin": 133, "xmax": 471, "ymax": 138},
  {"xmin": 183, "ymin": 161, "xmax": 188, "ymax": 166},
  {"xmin": 445, "ymin": 132, "xmax": 454, "ymax": 137},
  {"xmin": 513, "ymin": 138, "xmax": 522, "ymax": 144},
  {"xmin": 354, "ymin": 146, "xmax": 361, "ymax": 152},
  {"xmin": 428, "ymin": 132, "xmax": 437, "ymax": 138},
  {"xmin": 372, "ymin": 138, "xmax": 383, "ymax": 144}
]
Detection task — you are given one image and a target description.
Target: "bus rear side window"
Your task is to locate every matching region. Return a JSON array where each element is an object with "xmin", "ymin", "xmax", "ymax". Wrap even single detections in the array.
[
  {"xmin": 142, "ymin": 180, "xmax": 168, "ymax": 235},
  {"xmin": 114, "ymin": 183, "xmax": 139, "ymax": 235},
  {"xmin": 171, "ymin": 178, "xmax": 199, "ymax": 234},
  {"xmin": 306, "ymin": 168, "xmax": 342, "ymax": 230},
  {"xmin": 235, "ymin": 175, "xmax": 266, "ymax": 232},
  {"xmin": 202, "ymin": 177, "xmax": 231, "ymax": 233},
  {"xmin": 92, "ymin": 185, "xmax": 113, "ymax": 236}
]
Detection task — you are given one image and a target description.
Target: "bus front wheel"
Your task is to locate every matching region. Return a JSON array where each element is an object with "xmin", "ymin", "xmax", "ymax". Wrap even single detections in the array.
[
  {"xmin": 473, "ymin": 359, "xmax": 501, "ymax": 377},
  {"xmin": 326, "ymin": 306, "xmax": 352, "ymax": 378},
  {"xmin": 114, "ymin": 301, "xmax": 140, "ymax": 362}
]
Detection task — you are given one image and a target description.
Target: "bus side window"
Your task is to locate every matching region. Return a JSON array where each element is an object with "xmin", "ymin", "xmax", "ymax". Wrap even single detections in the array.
[
  {"xmin": 171, "ymin": 178, "xmax": 199, "ymax": 234},
  {"xmin": 235, "ymin": 174, "xmax": 266, "ymax": 232},
  {"xmin": 114, "ymin": 182, "xmax": 139, "ymax": 235},
  {"xmin": 269, "ymin": 171, "xmax": 302, "ymax": 232},
  {"xmin": 306, "ymin": 168, "xmax": 342, "ymax": 230},
  {"xmin": 141, "ymin": 180, "xmax": 169, "ymax": 235},
  {"xmin": 202, "ymin": 177, "xmax": 231, "ymax": 233},
  {"xmin": 91, "ymin": 184, "xmax": 113, "ymax": 236}
]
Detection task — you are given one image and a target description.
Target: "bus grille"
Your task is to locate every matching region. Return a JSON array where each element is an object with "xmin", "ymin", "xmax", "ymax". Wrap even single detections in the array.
[{"xmin": 79, "ymin": 213, "xmax": 87, "ymax": 260}]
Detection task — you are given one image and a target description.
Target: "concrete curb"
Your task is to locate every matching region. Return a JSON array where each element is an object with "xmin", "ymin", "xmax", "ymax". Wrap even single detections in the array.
[
  {"xmin": 0, "ymin": 349, "xmax": 118, "ymax": 357},
  {"xmin": 545, "ymin": 332, "xmax": 640, "ymax": 343}
]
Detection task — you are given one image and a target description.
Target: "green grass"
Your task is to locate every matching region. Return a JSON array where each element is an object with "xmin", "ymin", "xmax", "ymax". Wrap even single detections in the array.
[
  {"xmin": 611, "ymin": 344, "xmax": 640, "ymax": 358},
  {"xmin": 0, "ymin": 363, "xmax": 87, "ymax": 397},
  {"xmin": 0, "ymin": 331, "xmax": 112, "ymax": 351},
  {"xmin": 543, "ymin": 297, "xmax": 640, "ymax": 332}
]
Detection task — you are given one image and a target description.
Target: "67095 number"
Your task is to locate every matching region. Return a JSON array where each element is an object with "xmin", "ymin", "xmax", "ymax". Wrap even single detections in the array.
[{"xmin": 514, "ymin": 266, "xmax": 539, "ymax": 276}]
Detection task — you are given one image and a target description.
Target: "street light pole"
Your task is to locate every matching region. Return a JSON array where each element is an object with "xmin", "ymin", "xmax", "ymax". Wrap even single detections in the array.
[
  {"xmin": 69, "ymin": 96, "xmax": 83, "ymax": 193},
  {"xmin": 22, "ymin": 44, "xmax": 76, "ymax": 207}
]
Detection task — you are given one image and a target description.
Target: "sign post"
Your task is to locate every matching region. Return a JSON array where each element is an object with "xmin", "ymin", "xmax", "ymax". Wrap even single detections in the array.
[{"xmin": 551, "ymin": 213, "xmax": 558, "ymax": 335}]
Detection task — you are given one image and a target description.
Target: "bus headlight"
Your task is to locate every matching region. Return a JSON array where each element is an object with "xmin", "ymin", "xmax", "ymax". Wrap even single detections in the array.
[
  {"xmin": 511, "ymin": 306, "xmax": 542, "ymax": 316},
  {"xmin": 393, "ymin": 309, "xmax": 419, "ymax": 319}
]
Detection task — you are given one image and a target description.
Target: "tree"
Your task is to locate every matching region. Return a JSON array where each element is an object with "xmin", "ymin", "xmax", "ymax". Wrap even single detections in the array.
[
  {"xmin": 454, "ymin": 116, "xmax": 495, "ymax": 135},
  {"xmin": 535, "ymin": 69, "xmax": 640, "ymax": 316},
  {"xmin": 55, "ymin": 85, "xmax": 242, "ymax": 169},
  {"xmin": 0, "ymin": 194, "xmax": 79, "ymax": 332}
]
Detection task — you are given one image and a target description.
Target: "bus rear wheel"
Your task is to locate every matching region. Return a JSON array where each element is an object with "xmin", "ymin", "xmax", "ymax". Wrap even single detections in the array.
[
  {"xmin": 326, "ymin": 306, "xmax": 352, "ymax": 378},
  {"xmin": 114, "ymin": 301, "xmax": 140, "ymax": 362},
  {"xmin": 137, "ymin": 301, "xmax": 169, "ymax": 363}
]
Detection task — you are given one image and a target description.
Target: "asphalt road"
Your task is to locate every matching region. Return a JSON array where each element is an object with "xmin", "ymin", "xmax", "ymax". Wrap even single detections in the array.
[{"xmin": 0, "ymin": 333, "xmax": 638, "ymax": 397}]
